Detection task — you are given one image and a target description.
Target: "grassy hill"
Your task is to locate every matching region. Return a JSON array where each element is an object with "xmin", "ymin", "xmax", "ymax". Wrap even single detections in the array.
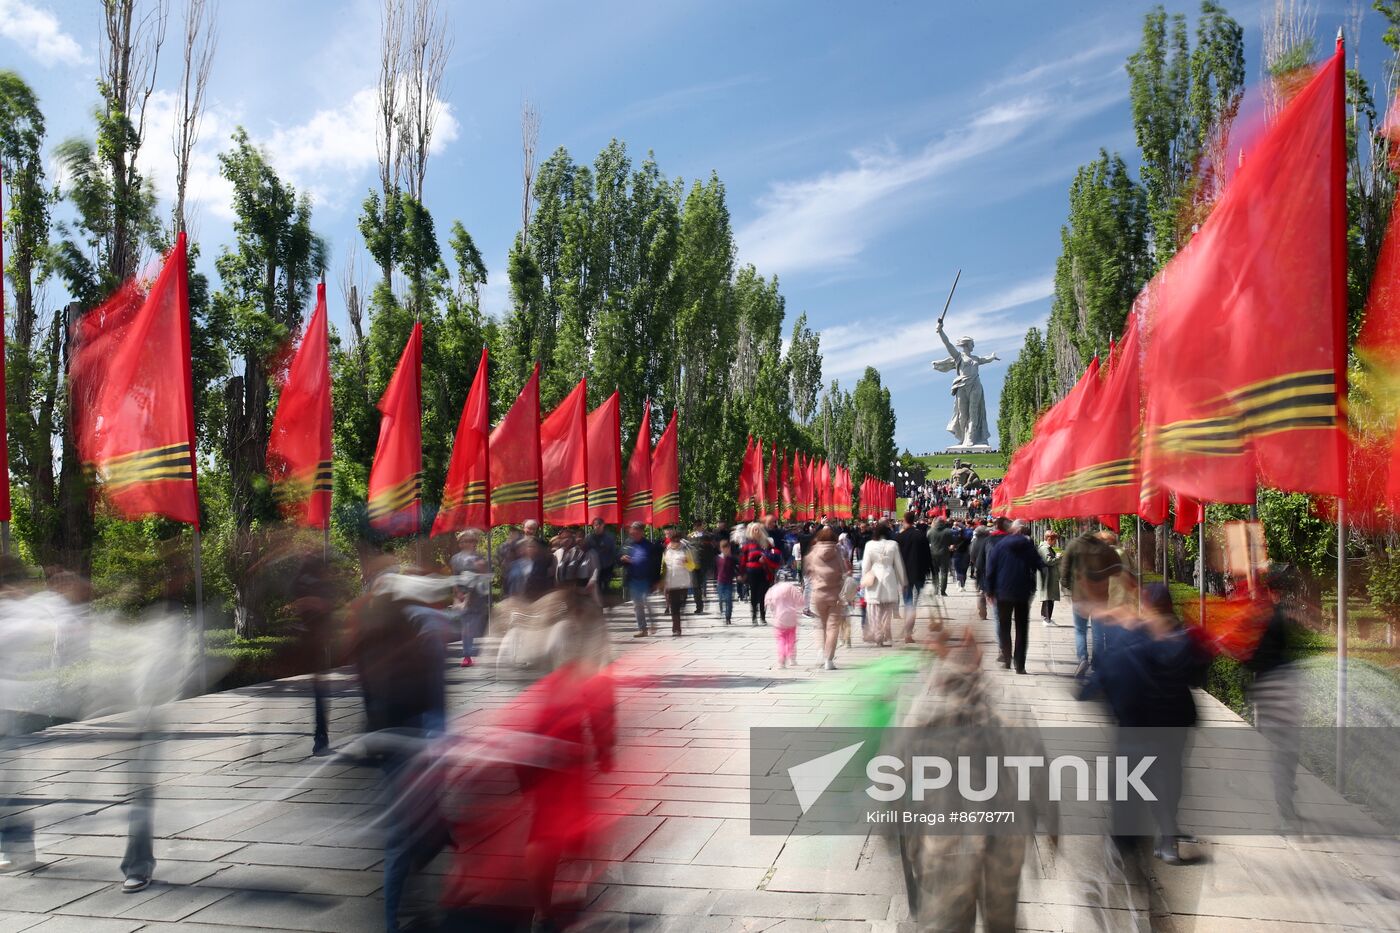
[{"xmin": 913, "ymin": 451, "xmax": 1006, "ymax": 481}]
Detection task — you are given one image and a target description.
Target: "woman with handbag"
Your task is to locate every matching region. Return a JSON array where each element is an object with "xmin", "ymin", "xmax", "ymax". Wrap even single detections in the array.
[
  {"xmin": 861, "ymin": 521, "xmax": 907, "ymax": 647},
  {"xmin": 805, "ymin": 527, "xmax": 851, "ymax": 669}
]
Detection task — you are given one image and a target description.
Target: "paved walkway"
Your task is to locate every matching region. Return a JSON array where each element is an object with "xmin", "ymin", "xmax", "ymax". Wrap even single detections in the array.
[{"xmin": 0, "ymin": 581, "xmax": 1396, "ymax": 932}]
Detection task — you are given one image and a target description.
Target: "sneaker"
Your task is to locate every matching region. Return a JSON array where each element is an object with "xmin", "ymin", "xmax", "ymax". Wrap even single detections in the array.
[
  {"xmin": 824, "ymin": 659, "xmax": 836, "ymax": 671},
  {"xmin": 122, "ymin": 876, "xmax": 151, "ymax": 893},
  {"xmin": 633, "ymin": 631, "xmax": 648, "ymax": 638},
  {"xmin": 0, "ymin": 855, "xmax": 39, "ymax": 873},
  {"xmin": 311, "ymin": 740, "xmax": 331, "ymax": 757},
  {"xmin": 460, "ymin": 656, "xmax": 474, "ymax": 667}
]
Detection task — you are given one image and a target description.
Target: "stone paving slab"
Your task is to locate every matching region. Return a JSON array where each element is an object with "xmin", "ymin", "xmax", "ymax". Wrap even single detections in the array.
[{"xmin": 0, "ymin": 581, "xmax": 1397, "ymax": 930}]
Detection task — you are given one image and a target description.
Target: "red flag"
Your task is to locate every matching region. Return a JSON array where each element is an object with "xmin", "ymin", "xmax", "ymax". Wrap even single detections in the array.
[
  {"xmin": 779, "ymin": 449, "xmax": 791, "ymax": 520},
  {"xmin": 764, "ymin": 442, "xmax": 778, "ymax": 518},
  {"xmin": 432, "ymin": 346, "xmax": 490, "ymax": 535},
  {"xmin": 490, "ymin": 364, "xmax": 543, "ymax": 526},
  {"xmin": 651, "ymin": 410, "xmax": 679, "ymax": 527},
  {"xmin": 622, "ymin": 405, "xmax": 652, "ymax": 525},
  {"xmin": 268, "ymin": 282, "xmax": 332, "ymax": 528},
  {"xmin": 1058, "ymin": 314, "xmax": 1146, "ymax": 521},
  {"xmin": 541, "ymin": 379, "xmax": 589, "ymax": 525},
  {"xmin": 753, "ymin": 439, "xmax": 767, "ymax": 516},
  {"xmin": 1174, "ymin": 494, "xmax": 1204, "ymax": 534},
  {"xmin": 368, "ymin": 322, "xmax": 422, "ymax": 536},
  {"xmin": 72, "ymin": 233, "xmax": 199, "ymax": 527},
  {"xmin": 1143, "ymin": 48, "xmax": 1347, "ymax": 502},
  {"xmin": 736, "ymin": 435, "xmax": 756, "ymax": 521},
  {"xmin": 586, "ymin": 392, "xmax": 622, "ymax": 524},
  {"xmin": 1352, "ymin": 91, "xmax": 1400, "ymax": 522}
]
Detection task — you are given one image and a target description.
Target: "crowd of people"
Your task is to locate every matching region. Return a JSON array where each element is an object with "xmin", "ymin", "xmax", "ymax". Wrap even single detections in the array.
[
  {"xmin": 905, "ymin": 476, "xmax": 1000, "ymax": 519},
  {"xmin": 0, "ymin": 498, "xmax": 1319, "ymax": 933}
]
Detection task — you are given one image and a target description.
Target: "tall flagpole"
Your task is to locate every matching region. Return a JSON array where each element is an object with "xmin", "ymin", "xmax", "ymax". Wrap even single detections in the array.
[
  {"xmin": 1334, "ymin": 28, "xmax": 1348, "ymax": 792},
  {"xmin": 1336, "ymin": 499, "xmax": 1347, "ymax": 792},
  {"xmin": 1198, "ymin": 509, "xmax": 1207, "ymax": 626}
]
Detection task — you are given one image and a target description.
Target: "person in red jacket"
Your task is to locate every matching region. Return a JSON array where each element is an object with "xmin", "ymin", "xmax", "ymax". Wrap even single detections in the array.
[{"xmin": 739, "ymin": 522, "xmax": 781, "ymax": 625}]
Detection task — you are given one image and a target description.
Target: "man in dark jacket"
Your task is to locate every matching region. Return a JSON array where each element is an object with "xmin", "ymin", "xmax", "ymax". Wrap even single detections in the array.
[
  {"xmin": 982, "ymin": 520, "xmax": 1045, "ymax": 673},
  {"xmin": 927, "ymin": 519, "xmax": 955, "ymax": 596},
  {"xmin": 973, "ymin": 519, "xmax": 1008, "ymax": 620},
  {"xmin": 895, "ymin": 510, "xmax": 933, "ymax": 620}
]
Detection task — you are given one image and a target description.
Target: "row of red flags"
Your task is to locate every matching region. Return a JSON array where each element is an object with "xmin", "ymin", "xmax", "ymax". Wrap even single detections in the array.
[
  {"xmin": 993, "ymin": 44, "xmax": 1376, "ymax": 531},
  {"xmin": 363, "ymin": 329, "xmax": 680, "ymax": 536},
  {"xmin": 57, "ymin": 240, "xmax": 681, "ymax": 536},
  {"xmin": 735, "ymin": 437, "xmax": 895, "ymax": 521}
]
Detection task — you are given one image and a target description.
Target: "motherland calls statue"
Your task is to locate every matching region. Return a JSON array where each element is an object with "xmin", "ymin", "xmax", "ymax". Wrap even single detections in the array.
[{"xmin": 932, "ymin": 320, "xmax": 998, "ymax": 449}]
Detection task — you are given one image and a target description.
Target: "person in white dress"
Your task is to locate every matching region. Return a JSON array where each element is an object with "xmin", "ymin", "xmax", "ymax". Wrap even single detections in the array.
[{"xmin": 860, "ymin": 521, "xmax": 907, "ymax": 647}]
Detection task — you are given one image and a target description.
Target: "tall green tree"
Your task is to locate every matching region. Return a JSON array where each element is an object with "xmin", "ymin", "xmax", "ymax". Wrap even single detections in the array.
[
  {"xmin": 0, "ymin": 70, "xmax": 58, "ymax": 559},
  {"xmin": 212, "ymin": 127, "xmax": 323, "ymax": 633}
]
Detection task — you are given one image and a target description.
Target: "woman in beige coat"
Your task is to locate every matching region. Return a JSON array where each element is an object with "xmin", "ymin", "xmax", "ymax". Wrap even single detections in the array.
[
  {"xmin": 861, "ymin": 521, "xmax": 907, "ymax": 647},
  {"xmin": 805, "ymin": 527, "xmax": 851, "ymax": 669}
]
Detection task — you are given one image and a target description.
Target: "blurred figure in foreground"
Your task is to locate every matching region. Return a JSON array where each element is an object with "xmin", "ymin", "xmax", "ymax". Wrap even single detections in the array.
[
  {"xmin": 1095, "ymin": 583, "xmax": 1210, "ymax": 866},
  {"xmin": 896, "ymin": 627, "xmax": 1057, "ymax": 932},
  {"xmin": 442, "ymin": 591, "xmax": 616, "ymax": 932}
]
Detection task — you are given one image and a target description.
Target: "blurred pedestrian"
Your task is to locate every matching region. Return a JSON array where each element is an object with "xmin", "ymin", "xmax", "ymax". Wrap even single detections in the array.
[
  {"xmin": 806, "ymin": 527, "xmax": 849, "ymax": 669},
  {"xmin": 1096, "ymin": 583, "xmax": 1208, "ymax": 866},
  {"xmin": 1061, "ymin": 529, "xmax": 1123, "ymax": 682},
  {"xmin": 895, "ymin": 511, "xmax": 933, "ymax": 634},
  {"xmin": 506, "ymin": 536, "xmax": 556, "ymax": 601},
  {"xmin": 661, "ymin": 531, "xmax": 693, "ymax": 636},
  {"xmin": 585, "ymin": 517, "xmax": 618, "ymax": 601},
  {"xmin": 449, "ymin": 530, "xmax": 488, "ymax": 668},
  {"xmin": 950, "ymin": 520, "xmax": 971, "ymax": 590},
  {"xmin": 715, "ymin": 539, "xmax": 738, "ymax": 625},
  {"xmin": 969, "ymin": 521, "xmax": 992, "ymax": 619},
  {"xmin": 766, "ymin": 578, "xmax": 804, "ymax": 668},
  {"xmin": 289, "ymin": 550, "xmax": 339, "ymax": 753},
  {"xmin": 622, "ymin": 522, "xmax": 659, "ymax": 637},
  {"xmin": 685, "ymin": 521, "xmax": 714, "ymax": 613}
]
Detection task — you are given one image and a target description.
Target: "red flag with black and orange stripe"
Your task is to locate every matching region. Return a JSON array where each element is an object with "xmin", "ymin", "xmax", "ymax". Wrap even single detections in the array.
[
  {"xmin": 432, "ymin": 346, "xmax": 490, "ymax": 536},
  {"xmin": 651, "ymin": 410, "xmax": 679, "ymax": 527},
  {"xmin": 1142, "ymin": 47, "xmax": 1347, "ymax": 503},
  {"xmin": 586, "ymin": 392, "xmax": 622, "ymax": 524},
  {"xmin": 268, "ymin": 282, "xmax": 332, "ymax": 528},
  {"xmin": 72, "ymin": 233, "xmax": 199, "ymax": 527},
  {"xmin": 490, "ymin": 364, "xmax": 543, "ymax": 526},
  {"xmin": 541, "ymin": 379, "xmax": 589, "ymax": 525},
  {"xmin": 368, "ymin": 322, "xmax": 422, "ymax": 536},
  {"xmin": 622, "ymin": 405, "xmax": 652, "ymax": 525}
]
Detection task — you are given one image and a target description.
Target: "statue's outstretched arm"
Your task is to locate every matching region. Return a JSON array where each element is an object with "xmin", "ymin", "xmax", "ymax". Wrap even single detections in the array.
[
  {"xmin": 975, "ymin": 352, "xmax": 999, "ymax": 365},
  {"xmin": 935, "ymin": 326, "xmax": 960, "ymax": 360}
]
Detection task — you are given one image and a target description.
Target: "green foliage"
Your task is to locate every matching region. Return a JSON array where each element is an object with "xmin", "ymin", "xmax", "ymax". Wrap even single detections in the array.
[{"xmin": 998, "ymin": 326, "xmax": 1052, "ymax": 453}]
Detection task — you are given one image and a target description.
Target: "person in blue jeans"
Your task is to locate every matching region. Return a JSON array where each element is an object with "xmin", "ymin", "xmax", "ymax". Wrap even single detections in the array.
[
  {"xmin": 715, "ymin": 539, "xmax": 738, "ymax": 624},
  {"xmin": 622, "ymin": 521, "xmax": 660, "ymax": 636}
]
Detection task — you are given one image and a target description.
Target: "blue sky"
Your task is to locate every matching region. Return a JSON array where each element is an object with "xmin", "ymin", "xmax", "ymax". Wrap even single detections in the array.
[{"xmin": 1, "ymin": 0, "xmax": 1386, "ymax": 451}]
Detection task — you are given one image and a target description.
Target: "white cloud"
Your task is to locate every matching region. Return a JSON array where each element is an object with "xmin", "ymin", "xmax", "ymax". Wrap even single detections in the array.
[
  {"xmin": 734, "ymin": 96, "xmax": 1051, "ymax": 276},
  {"xmin": 0, "ymin": 0, "xmax": 86, "ymax": 67},
  {"xmin": 820, "ymin": 274, "xmax": 1055, "ymax": 380},
  {"xmin": 139, "ymin": 83, "xmax": 460, "ymax": 223}
]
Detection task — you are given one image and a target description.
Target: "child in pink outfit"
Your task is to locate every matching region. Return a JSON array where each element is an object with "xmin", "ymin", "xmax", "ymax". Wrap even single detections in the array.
[{"xmin": 765, "ymin": 581, "xmax": 805, "ymax": 668}]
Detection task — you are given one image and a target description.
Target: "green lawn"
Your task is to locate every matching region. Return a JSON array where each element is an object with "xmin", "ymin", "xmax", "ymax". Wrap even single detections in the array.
[{"xmin": 913, "ymin": 452, "xmax": 1006, "ymax": 481}]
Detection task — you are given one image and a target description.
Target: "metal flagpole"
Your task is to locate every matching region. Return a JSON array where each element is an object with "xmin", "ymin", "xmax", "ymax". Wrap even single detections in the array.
[
  {"xmin": 1337, "ymin": 500, "xmax": 1347, "ymax": 792},
  {"xmin": 193, "ymin": 528, "xmax": 206, "ymax": 693},
  {"xmin": 1198, "ymin": 510, "xmax": 1207, "ymax": 625},
  {"xmin": 1135, "ymin": 515, "xmax": 1142, "ymax": 614}
]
